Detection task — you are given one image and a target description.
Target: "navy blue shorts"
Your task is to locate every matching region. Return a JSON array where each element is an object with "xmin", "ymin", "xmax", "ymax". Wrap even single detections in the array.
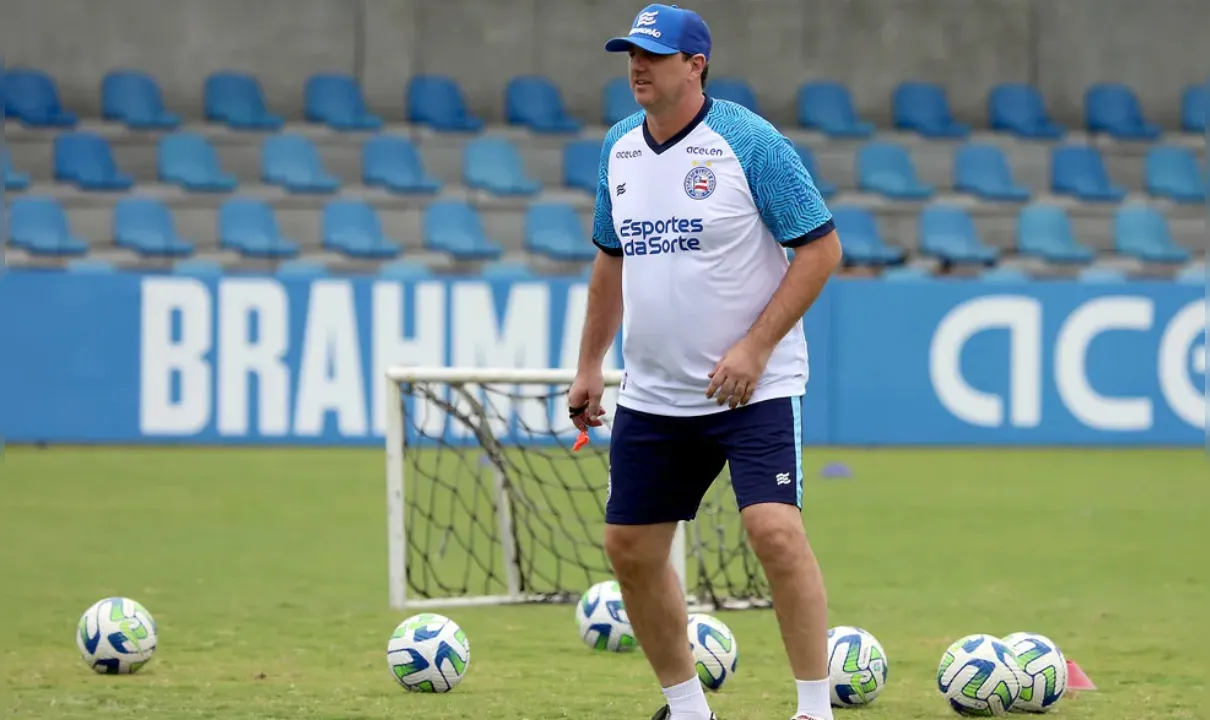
[{"xmin": 605, "ymin": 396, "xmax": 804, "ymax": 525}]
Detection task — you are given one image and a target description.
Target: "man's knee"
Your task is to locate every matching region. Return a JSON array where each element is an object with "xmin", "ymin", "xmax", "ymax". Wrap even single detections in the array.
[
  {"xmin": 604, "ymin": 522, "xmax": 678, "ymax": 578},
  {"xmin": 742, "ymin": 503, "xmax": 809, "ymax": 571}
]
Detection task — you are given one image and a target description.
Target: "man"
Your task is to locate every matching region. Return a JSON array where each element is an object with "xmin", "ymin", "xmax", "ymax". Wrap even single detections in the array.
[{"xmin": 567, "ymin": 4, "xmax": 844, "ymax": 720}]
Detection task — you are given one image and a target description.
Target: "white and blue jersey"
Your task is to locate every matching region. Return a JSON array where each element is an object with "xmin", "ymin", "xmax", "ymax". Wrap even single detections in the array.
[{"xmin": 593, "ymin": 96, "xmax": 834, "ymax": 417}]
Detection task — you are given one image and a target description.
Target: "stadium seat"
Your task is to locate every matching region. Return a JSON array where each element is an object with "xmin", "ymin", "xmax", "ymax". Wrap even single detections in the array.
[
  {"xmin": 203, "ymin": 72, "xmax": 284, "ymax": 130},
  {"xmin": 3, "ymin": 68, "xmax": 77, "ymax": 127},
  {"xmin": 8, "ymin": 197, "xmax": 89, "ymax": 256},
  {"xmin": 602, "ymin": 77, "xmax": 641, "ymax": 125},
  {"xmin": 101, "ymin": 70, "xmax": 181, "ymax": 130},
  {"xmin": 304, "ymin": 73, "xmax": 382, "ymax": 131},
  {"xmin": 793, "ymin": 145, "xmax": 837, "ymax": 197},
  {"xmin": 173, "ymin": 259, "xmax": 225, "ymax": 277},
  {"xmin": 504, "ymin": 75, "xmax": 583, "ymax": 134},
  {"xmin": 1015, "ymin": 205, "xmax": 1095, "ymax": 264},
  {"xmin": 525, "ymin": 202, "xmax": 595, "ymax": 262},
  {"xmin": 1144, "ymin": 145, "xmax": 1206, "ymax": 204},
  {"xmin": 480, "ymin": 260, "xmax": 537, "ymax": 280},
  {"xmin": 218, "ymin": 199, "xmax": 300, "ymax": 258},
  {"xmin": 892, "ymin": 82, "xmax": 970, "ymax": 138},
  {"xmin": 987, "ymin": 83, "xmax": 1065, "ymax": 140},
  {"xmin": 918, "ymin": 205, "xmax": 1000, "ymax": 265},
  {"xmin": 980, "ymin": 267, "xmax": 1030, "ymax": 282},
  {"xmin": 709, "ymin": 78, "xmax": 760, "ymax": 114},
  {"xmin": 158, "ymin": 132, "xmax": 238, "ymax": 192},
  {"xmin": 953, "ymin": 144, "xmax": 1031, "ymax": 202},
  {"xmin": 53, "ymin": 133, "xmax": 134, "ymax": 191},
  {"xmin": 3, "ymin": 150, "xmax": 30, "ymax": 191},
  {"xmin": 1084, "ymin": 83, "xmax": 1161, "ymax": 140},
  {"xmin": 1113, "ymin": 205, "xmax": 1192, "ymax": 264},
  {"xmin": 379, "ymin": 259, "xmax": 434, "ymax": 280},
  {"xmin": 796, "ymin": 81, "xmax": 874, "ymax": 138},
  {"xmin": 113, "ymin": 197, "xmax": 195, "ymax": 257},
  {"xmin": 856, "ymin": 142, "xmax": 934, "ymax": 199},
  {"xmin": 261, "ymin": 134, "xmax": 340, "ymax": 194},
  {"xmin": 1181, "ymin": 84, "xmax": 1206, "ymax": 133},
  {"xmin": 881, "ymin": 266, "xmax": 930, "ymax": 281},
  {"xmin": 66, "ymin": 258, "xmax": 117, "ymax": 274},
  {"xmin": 1175, "ymin": 264, "xmax": 1205, "ymax": 284},
  {"xmin": 830, "ymin": 206, "xmax": 906, "ymax": 266},
  {"xmin": 1050, "ymin": 146, "xmax": 1126, "ymax": 202},
  {"xmin": 276, "ymin": 259, "xmax": 329, "ymax": 278},
  {"xmin": 1078, "ymin": 266, "xmax": 1127, "ymax": 283},
  {"xmin": 423, "ymin": 201, "xmax": 503, "ymax": 261},
  {"xmin": 362, "ymin": 135, "xmax": 442, "ymax": 194},
  {"xmin": 406, "ymin": 75, "xmax": 484, "ymax": 132},
  {"xmin": 463, "ymin": 137, "xmax": 541, "ymax": 196},
  {"xmin": 321, "ymin": 200, "xmax": 403, "ymax": 259},
  {"xmin": 563, "ymin": 139, "xmax": 602, "ymax": 194}
]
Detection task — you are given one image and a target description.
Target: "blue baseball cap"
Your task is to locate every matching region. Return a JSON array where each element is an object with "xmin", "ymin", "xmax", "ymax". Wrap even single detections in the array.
[{"xmin": 604, "ymin": 4, "xmax": 712, "ymax": 60}]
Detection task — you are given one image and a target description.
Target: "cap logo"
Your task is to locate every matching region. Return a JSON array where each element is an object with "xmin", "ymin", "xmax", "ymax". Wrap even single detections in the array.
[{"xmin": 635, "ymin": 10, "xmax": 659, "ymax": 26}]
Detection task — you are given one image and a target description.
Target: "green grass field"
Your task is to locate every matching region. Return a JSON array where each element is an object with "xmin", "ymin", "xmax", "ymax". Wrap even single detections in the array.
[{"xmin": 2, "ymin": 446, "xmax": 1207, "ymax": 719}]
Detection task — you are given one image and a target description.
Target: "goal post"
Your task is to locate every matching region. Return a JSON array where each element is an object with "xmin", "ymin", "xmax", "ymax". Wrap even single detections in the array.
[{"xmin": 384, "ymin": 366, "xmax": 770, "ymax": 613}]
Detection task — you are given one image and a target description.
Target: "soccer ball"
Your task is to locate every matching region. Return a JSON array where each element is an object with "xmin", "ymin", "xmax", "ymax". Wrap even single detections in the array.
[
  {"xmin": 76, "ymin": 597, "xmax": 158, "ymax": 675},
  {"xmin": 387, "ymin": 613, "xmax": 470, "ymax": 693},
  {"xmin": 938, "ymin": 633, "xmax": 1026, "ymax": 716},
  {"xmin": 687, "ymin": 613, "xmax": 738, "ymax": 691},
  {"xmin": 575, "ymin": 580, "xmax": 637, "ymax": 652},
  {"xmin": 826, "ymin": 626, "xmax": 889, "ymax": 706},
  {"xmin": 1001, "ymin": 632, "xmax": 1067, "ymax": 713}
]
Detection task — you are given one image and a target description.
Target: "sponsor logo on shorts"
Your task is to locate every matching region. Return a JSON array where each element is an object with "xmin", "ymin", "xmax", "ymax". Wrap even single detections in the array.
[{"xmin": 775, "ymin": 472, "xmax": 791, "ymax": 485}]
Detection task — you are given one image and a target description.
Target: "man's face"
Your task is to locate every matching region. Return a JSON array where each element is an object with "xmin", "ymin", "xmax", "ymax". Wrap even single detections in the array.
[{"xmin": 628, "ymin": 48, "xmax": 696, "ymax": 110}]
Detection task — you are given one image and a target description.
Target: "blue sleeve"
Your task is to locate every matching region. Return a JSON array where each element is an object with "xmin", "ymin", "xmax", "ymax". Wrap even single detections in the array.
[
  {"xmin": 593, "ymin": 115, "xmax": 643, "ymax": 256},
  {"xmin": 709, "ymin": 104, "xmax": 834, "ymax": 247}
]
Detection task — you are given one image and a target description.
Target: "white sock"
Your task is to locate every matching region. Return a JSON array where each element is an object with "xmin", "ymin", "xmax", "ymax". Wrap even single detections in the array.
[
  {"xmin": 663, "ymin": 676, "xmax": 712, "ymax": 720},
  {"xmin": 795, "ymin": 678, "xmax": 834, "ymax": 720}
]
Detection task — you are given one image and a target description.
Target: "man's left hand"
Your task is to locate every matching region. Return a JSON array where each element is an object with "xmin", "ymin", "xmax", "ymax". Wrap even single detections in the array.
[{"xmin": 705, "ymin": 337, "xmax": 773, "ymax": 409}]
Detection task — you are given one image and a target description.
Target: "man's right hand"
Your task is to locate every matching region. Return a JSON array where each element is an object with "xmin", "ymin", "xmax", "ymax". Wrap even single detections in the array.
[{"xmin": 568, "ymin": 370, "xmax": 607, "ymax": 432}]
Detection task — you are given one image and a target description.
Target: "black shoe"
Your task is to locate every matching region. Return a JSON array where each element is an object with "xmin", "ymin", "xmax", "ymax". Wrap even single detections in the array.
[{"xmin": 649, "ymin": 708, "xmax": 717, "ymax": 720}]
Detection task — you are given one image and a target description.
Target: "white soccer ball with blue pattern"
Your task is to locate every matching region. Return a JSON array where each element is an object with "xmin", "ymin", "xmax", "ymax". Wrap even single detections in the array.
[
  {"xmin": 687, "ymin": 613, "xmax": 738, "ymax": 691},
  {"xmin": 1001, "ymin": 632, "xmax": 1067, "ymax": 713},
  {"xmin": 827, "ymin": 626, "xmax": 889, "ymax": 706},
  {"xmin": 938, "ymin": 633, "xmax": 1026, "ymax": 716},
  {"xmin": 76, "ymin": 597, "xmax": 158, "ymax": 674},
  {"xmin": 386, "ymin": 613, "xmax": 470, "ymax": 693},
  {"xmin": 575, "ymin": 580, "xmax": 637, "ymax": 652}
]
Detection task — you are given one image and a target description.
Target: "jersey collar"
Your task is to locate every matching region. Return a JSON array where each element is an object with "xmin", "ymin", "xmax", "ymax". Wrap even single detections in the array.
[{"xmin": 641, "ymin": 95, "xmax": 713, "ymax": 155}]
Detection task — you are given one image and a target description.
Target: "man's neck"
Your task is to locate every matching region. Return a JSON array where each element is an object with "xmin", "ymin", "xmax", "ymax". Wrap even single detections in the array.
[{"xmin": 645, "ymin": 92, "xmax": 706, "ymax": 145}]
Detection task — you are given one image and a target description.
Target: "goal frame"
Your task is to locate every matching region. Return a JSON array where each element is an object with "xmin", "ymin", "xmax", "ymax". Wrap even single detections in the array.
[{"xmin": 384, "ymin": 366, "xmax": 690, "ymax": 611}]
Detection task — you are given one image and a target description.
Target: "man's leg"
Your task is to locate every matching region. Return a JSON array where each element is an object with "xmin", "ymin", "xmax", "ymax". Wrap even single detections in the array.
[
  {"xmin": 605, "ymin": 406, "xmax": 725, "ymax": 720},
  {"xmin": 714, "ymin": 397, "xmax": 832, "ymax": 720}
]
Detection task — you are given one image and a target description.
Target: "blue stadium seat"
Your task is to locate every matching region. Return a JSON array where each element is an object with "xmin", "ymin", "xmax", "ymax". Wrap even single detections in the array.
[
  {"xmin": 796, "ymin": 81, "xmax": 874, "ymax": 138},
  {"xmin": 8, "ymin": 197, "xmax": 89, "ymax": 256},
  {"xmin": 276, "ymin": 259, "xmax": 329, "ymax": 278},
  {"xmin": 1078, "ymin": 267, "xmax": 1127, "ymax": 283},
  {"xmin": 406, "ymin": 75, "xmax": 484, "ymax": 133},
  {"xmin": 261, "ymin": 134, "xmax": 340, "ymax": 193},
  {"xmin": 67, "ymin": 259, "xmax": 117, "ymax": 274},
  {"xmin": 1015, "ymin": 205, "xmax": 1095, "ymax": 264},
  {"xmin": 304, "ymin": 73, "xmax": 382, "ymax": 131},
  {"xmin": 953, "ymin": 143, "xmax": 1031, "ymax": 202},
  {"xmin": 113, "ymin": 197, "xmax": 195, "ymax": 257},
  {"xmin": 1144, "ymin": 145, "xmax": 1206, "ymax": 204},
  {"xmin": 881, "ymin": 266, "xmax": 930, "ymax": 282},
  {"xmin": 1050, "ymin": 146, "xmax": 1126, "ymax": 202},
  {"xmin": 892, "ymin": 82, "xmax": 970, "ymax": 138},
  {"xmin": 379, "ymin": 259, "xmax": 434, "ymax": 281},
  {"xmin": 480, "ymin": 260, "xmax": 537, "ymax": 280},
  {"xmin": 204, "ymin": 72, "xmax": 284, "ymax": 130},
  {"xmin": 830, "ymin": 206, "xmax": 905, "ymax": 266},
  {"xmin": 709, "ymin": 78, "xmax": 760, "ymax": 114},
  {"xmin": 525, "ymin": 202, "xmax": 595, "ymax": 262},
  {"xmin": 1181, "ymin": 84, "xmax": 1206, "ymax": 133},
  {"xmin": 505, "ymin": 75, "xmax": 583, "ymax": 133},
  {"xmin": 918, "ymin": 205, "xmax": 1000, "ymax": 265},
  {"xmin": 463, "ymin": 137, "xmax": 541, "ymax": 196},
  {"xmin": 603, "ymin": 77, "xmax": 641, "ymax": 125},
  {"xmin": 362, "ymin": 135, "xmax": 442, "ymax": 194},
  {"xmin": 856, "ymin": 142, "xmax": 933, "ymax": 199},
  {"xmin": 321, "ymin": 200, "xmax": 402, "ymax": 259},
  {"xmin": 793, "ymin": 145, "xmax": 837, "ymax": 197},
  {"xmin": 980, "ymin": 267, "xmax": 1030, "ymax": 282},
  {"xmin": 423, "ymin": 201, "xmax": 503, "ymax": 261},
  {"xmin": 1175, "ymin": 264, "xmax": 1205, "ymax": 284},
  {"xmin": 3, "ymin": 68, "xmax": 77, "ymax": 127},
  {"xmin": 988, "ymin": 83, "xmax": 1065, "ymax": 140},
  {"xmin": 158, "ymin": 132, "xmax": 238, "ymax": 192},
  {"xmin": 218, "ymin": 199, "xmax": 300, "ymax": 258},
  {"xmin": 173, "ymin": 259, "xmax": 225, "ymax": 277},
  {"xmin": 563, "ymin": 139, "xmax": 602, "ymax": 194},
  {"xmin": 1113, "ymin": 206, "xmax": 1192, "ymax": 264},
  {"xmin": 53, "ymin": 133, "xmax": 134, "ymax": 191},
  {"xmin": 101, "ymin": 70, "xmax": 181, "ymax": 130},
  {"xmin": 1084, "ymin": 83, "xmax": 1160, "ymax": 140},
  {"xmin": 3, "ymin": 150, "xmax": 30, "ymax": 191}
]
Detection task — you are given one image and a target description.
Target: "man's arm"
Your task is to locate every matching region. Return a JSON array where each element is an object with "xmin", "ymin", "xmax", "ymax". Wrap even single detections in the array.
[
  {"xmin": 577, "ymin": 252, "xmax": 624, "ymax": 373},
  {"xmin": 744, "ymin": 232, "xmax": 841, "ymax": 354}
]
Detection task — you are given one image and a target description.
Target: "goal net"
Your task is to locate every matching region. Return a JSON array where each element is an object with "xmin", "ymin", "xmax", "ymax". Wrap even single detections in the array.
[{"xmin": 384, "ymin": 367, "xmax": 772, "ymax": 613}]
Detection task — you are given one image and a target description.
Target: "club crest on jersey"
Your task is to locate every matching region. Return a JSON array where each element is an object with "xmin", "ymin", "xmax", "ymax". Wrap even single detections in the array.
[{"xmin": 683, "ymin": 164, "xmax": 716, "ymax": 200}]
